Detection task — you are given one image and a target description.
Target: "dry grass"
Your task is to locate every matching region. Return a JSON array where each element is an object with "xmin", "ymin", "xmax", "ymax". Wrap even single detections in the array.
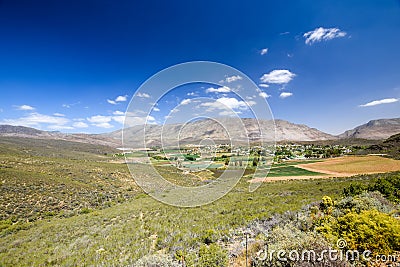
[{"xmin": 298, "ymin": 155, "xmax": 400, "ymax": 176}]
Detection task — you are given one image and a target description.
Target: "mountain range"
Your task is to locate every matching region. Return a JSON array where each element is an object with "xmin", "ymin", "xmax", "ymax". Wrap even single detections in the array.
[{"xmin": 1, "ymin": 118, "xmax": 399, "ymax": 148}]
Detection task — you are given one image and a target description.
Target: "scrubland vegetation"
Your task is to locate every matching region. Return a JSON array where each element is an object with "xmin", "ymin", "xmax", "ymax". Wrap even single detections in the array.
[{"xmin": 0, "ymin": 137, "xmax": 399, "ymax": 266}]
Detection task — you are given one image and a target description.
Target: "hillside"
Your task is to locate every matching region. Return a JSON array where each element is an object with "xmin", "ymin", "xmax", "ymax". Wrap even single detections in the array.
[
  {"xmin": 366, "ymin": 133, "xmax": 400, "ymax": 159},
  {"xmin": 339, "ymin": 118, "xmax": 400, "ymax": 140},
  {"xmin": 0, "ymin": 125, "xmax": 120, "ymax": 148}
]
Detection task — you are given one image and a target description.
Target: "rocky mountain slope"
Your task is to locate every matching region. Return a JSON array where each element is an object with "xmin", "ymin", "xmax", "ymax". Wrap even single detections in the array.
[
  {"xmin": 339, "ymin": 118, "xmax": 400, "ymax": 140},
  {"xmin": 107, "ymin": 118, "xmax": 337, "ymax": 148}
]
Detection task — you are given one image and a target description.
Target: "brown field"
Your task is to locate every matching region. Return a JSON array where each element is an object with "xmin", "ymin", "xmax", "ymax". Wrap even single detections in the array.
[
  {"xmin": 250, "ymin": 155, "xmax": 400, "ymax": 183},
  {"xmin": 297, "ymin": 155, "xmax": 400, "ymax": 176}
]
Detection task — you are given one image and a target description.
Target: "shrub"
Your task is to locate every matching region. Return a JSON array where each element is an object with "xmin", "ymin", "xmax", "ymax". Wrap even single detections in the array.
[
  {"xmin": 201, "ymin": 229, "xmax": 218, "ymax": 245},
  {"xmin": 135, "ymin": 253, "xmax": 180, "ymax": 267},
  {"xmin": 197, "ymin": 244, "xmax": 228, "ymax": 267},
  {"xmin": 258, "ymin": 223, "xmax": 344, "ymax": 267},
  {"xmin": 335, "ymin": 191, "xmax": 396, "ymax": 215},
  {"xmin": 319, "ymin": 196, "xmax": 334, "ymax": 214},
  {"xmin": 317, "ymin": 209, "xmax": 400, "ymax": 254},
  {"xmin": 343, "ymin": 174, "xmax": 400, "ymax": 203}
]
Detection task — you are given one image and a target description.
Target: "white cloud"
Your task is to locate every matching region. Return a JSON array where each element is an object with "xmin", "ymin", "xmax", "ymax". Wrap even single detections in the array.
[
  {"xmin": 107, "ymin": 95, "xmax": 129, "ymax": 104},
  {"xmin": 225, "ymin": 75, "xmax": 243, "ymax": 83},
  {"xmin": 260, "ymin": 48, "xmax": 268, "ymax": 55},
  {"xmin": 359, "ymin": 98, "xmax": 399, "ymax": 107},
  {"xmin": 87, "ymin": 115, "xmax": 112, "ymax": 124},
  {"xmin": 304, "ymin": 27, "xmax": 347, "ymax": 45},
  {"xmin": 279, "ymin": 92, "xmax": 293, "ymax": 99},
  {"xmin": 53, "ymin": 113, "xmax": 65, "ymax": 117},
  {"xmin": 87, "ymin": 113, "xmax": 129, "ymax": 126},
  {"xmin": 201, "ymin": 97, "xmax": 255, "ymax": 111},
  {"xmin": 125, "ymin": 115, "xmax": 155, "ymax": 126},
  {"xmin": 2, "ymin": 112, "xmax": 69, "ymax": 128},
  {"xmin": 206, "ymin": 86, "xmax": 231, "ymax": 93},
  {"xmin": 259, "ymin": 83, "xmax": 270, "ymax": 88},
  {"xmin": 115, "ymin": 95, "xmax": 128, "ymax": 102},
  {"xmin": 137, "ymin": 92, "xmax": 150, "ymax": 98},
  {"xmin": 112, "ymin": 115, "xmax": 125, "ymax": 124},
  {"xmin": 246, "ymin": 100, "xmax": 257, "ymax": 106},
  {"xmin": 260, "ymin": 69, "xmax": 296, "ymax": 84},
  {"xmin": 218, "ymin": 110, "xmax": 238, "ymax": 116},
  {"xmin": 73, "ymin": 121, "xmax": 89, "ymax": 128},
  {"xmin": 180, "ymin": 99, "xmax": 192, "ymax": 105},
  {"xmin": 47, "ymin": 125, "xmax": 74, "ymax": 130},
  {"xmin": 62, "ymin": 102, "xmax": 80, "ymax": 109},
  {"xmin": 16, "ymin": 105, "xmax": 35, "ymax": 111},
  {"xmin": 259, "ymin": 92, "xmax": 271, "ymax": 99},
  {"xmin": 153, "ymin": 107, "xmax": 160, "ymax": 112},
  {"xmin": 87, "ymin": 115, "xmax": 114, "ymax": 128},
  {"xmin": 93, "ymin": 122, "xmax": 114, "ymax": 129},
  {"xmin": 187, "ymin": 92, "xmax": 196, "ymax": 96}
]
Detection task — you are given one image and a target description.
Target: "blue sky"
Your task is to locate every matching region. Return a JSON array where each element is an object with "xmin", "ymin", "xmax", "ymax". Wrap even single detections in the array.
[{"xmin": 0, "ymin": 0, "xmax": 399, "ymax": 134}]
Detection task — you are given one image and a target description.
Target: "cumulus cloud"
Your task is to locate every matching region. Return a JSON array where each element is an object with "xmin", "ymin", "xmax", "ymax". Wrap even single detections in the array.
[
  {"xmin": 180, "ymin": 99, "xmax": 192, "ymax": 105},
  {"xmin": 113, "ymin": 110, "xmax": 125, "ymax": 115},
  {"xmin": 16, "ymin": 105, "xmax": 35, "ymax": 111},
  {"xmin": 259, "ymin": 92, "xmax": 271, "ymax": 99},
  {"xmin": 260, "ymin": 69, "xmax": 296, "ymax": 84},
  {"xmin": 87, "ymin": 115, "xmax": 111, "ymax": 124},
  {"xmin": 86, "ymin": 115, "xmax": 113, "ymax": 128},
  {"xmin": 304, "ymin": 27, "xmax": 347, "ymax": 45},
  {"xmin": 136, "ymin": 92, "xmax": 150, "ymax": 98},
  {"xmin": 94, "ymin": 122, "xmax": 114, "ymax": 128},
  {"xmin": 125, "ymin": 114, "xmax": 155, "ymax": 126},
  {"xmin": 201, "ymin": 97, "xmax": 255, "ymax": 112},
  {"xmin": 359, "ymin": 98, "xmax": 399, "ymax": 107},
  {"xmin": 218, "ymin": 110, "xmax": 238, "ymax": 116},
  {"xmin": 260, "ymin": 48, "xmax": 268, "ymax": 55},
  {"xmin": 107, "ymin": 95, "xmax": 129, "ymax": 104},
  {"xmin": 112, "ymin": 115, "xmax": 125, "ymax": 124},
  {"xmin": 115, "ymin": 95, "xmax": 128, "ymax": 102},
  {"xmin": 259, "ymin": 83, "xmax": 270, "ymax": 88},
  {"xmin": 225, "ymin": 75, "xmax": 243, "ymax": 83},
  {"xmin": 72, "ymin": 121, "xmax": 89, "ymax": 128},
  {"xmin": 279, "ymin": 92, "xmax": 293, "ymax": 99},
  {"xmin": 153, "ymin": 107, "xmax": 160, "ymax": 112},
  {"xmin": 206, "ymin": 86, "xmax": 231, "ymax": 93},
  {"xmin": 2, "ymin": 112, "xmax": 70, "ymax": 128}
]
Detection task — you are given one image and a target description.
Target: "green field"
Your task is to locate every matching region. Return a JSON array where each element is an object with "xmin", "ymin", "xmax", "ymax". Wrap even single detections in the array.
[{"xmin": 268, "ymin": 165, "xmax": 322, "ymax": 177}]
